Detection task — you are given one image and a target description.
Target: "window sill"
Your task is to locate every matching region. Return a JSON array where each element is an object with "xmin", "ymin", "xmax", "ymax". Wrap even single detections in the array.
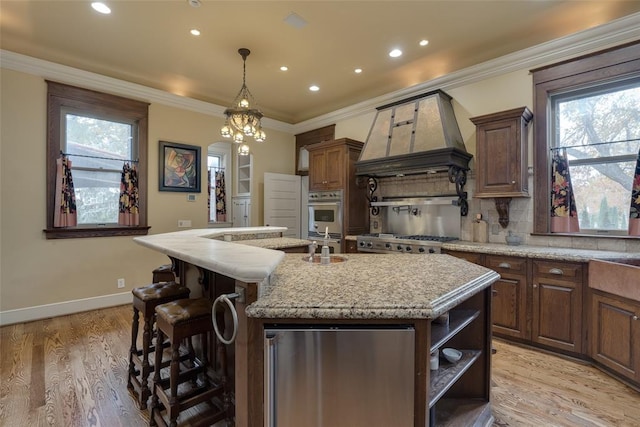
[{"xmin": 43, "ymin": 226, "xmax": 151, "ymax": 239}]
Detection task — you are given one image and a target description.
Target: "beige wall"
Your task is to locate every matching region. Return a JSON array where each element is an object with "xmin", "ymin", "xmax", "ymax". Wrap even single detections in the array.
[{"xmin": 0, "ymin": 68, "xmax": 294, "ymax": 314}]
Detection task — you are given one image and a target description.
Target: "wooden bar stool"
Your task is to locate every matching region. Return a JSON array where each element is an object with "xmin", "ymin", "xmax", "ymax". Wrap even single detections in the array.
[
  {"xmin": 127, "ymin": 281, "xmax": 191, "ymax": 410},
  {"xmin": 149, "ymin": 298, "xmax": 231, "ymax": 427},
  {"xmin": 152, "ymin": 264, "xmax": 176, "ymax": 283}
]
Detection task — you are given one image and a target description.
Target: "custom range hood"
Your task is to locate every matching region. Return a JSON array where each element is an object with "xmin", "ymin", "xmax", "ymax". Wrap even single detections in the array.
[{"xmin": 356, "ymin": 90, "xmax": 472, "ymax": 177}]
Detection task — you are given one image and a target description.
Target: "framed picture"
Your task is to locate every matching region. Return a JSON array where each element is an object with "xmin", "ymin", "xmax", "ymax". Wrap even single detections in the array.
[{"xmin": 159, "ymin": 141, "xmax": 201, "ymax": 192}]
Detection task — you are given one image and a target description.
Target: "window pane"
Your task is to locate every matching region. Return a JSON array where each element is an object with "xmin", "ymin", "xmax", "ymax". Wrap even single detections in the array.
[
  {"xmin": 65, "ymin": 113, "xmax": 133, "ymax": 169},
  {"xmin": 570, "ymin": 162, "xmax": 634, "ymax": 231},
  {"xmin": 553, "ymin": 81, "xmax": 640, "ymax": 233},
  {"xmin": 72, "ymin": 170, "xmax": 121, "ymax": 224}
]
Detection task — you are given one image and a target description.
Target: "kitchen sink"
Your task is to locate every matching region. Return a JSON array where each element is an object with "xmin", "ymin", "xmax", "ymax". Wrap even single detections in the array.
[{"xmin": 303, "ymin": 255, "xmax": 347, "ymax": 264}]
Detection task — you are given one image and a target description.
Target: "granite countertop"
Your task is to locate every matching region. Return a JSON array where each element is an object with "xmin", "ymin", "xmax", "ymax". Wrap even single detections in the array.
[
  {"xmin": 246, "ymin": 253, "xmax": 499, "ymax": 320},
  {"xmin": 442, "ymin": 241, "xmax": 639, "ymax": 262},
  {"xmin": 239, "ymin": 237, "xmax": 311, "ymax": 250},
  {"xmin": 134, "ymin": 227, "xmax": 288, "ymax": 283}
]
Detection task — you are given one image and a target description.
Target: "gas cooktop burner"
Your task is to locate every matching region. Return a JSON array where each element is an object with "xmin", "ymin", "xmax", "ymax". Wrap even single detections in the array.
[{"xmin": 356, "ymin": 234, "xmax": 458, "ymax": 254}]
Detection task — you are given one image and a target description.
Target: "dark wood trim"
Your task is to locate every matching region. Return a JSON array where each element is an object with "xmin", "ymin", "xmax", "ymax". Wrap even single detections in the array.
[
  {"xmin": 45, "ymin": 81, "xmax": 150, "ymax": 239},
  {"xmin": 43, "ymin": 226, "xmax": 151, "ymax": 239},
  {"xmin": 531, "ymin": 41, "xmax": 640, "ymax": 234}
]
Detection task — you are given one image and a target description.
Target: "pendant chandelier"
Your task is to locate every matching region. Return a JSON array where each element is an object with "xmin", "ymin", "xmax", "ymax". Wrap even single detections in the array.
[{"xmin": 220, "ymin": 48, "xmax": 266, "ymax": 156}]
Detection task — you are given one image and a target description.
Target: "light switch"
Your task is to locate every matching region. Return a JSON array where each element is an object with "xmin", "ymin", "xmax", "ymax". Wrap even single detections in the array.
[{"xmin": 178, "ymin": 219, "xmax": 192, "ymax": 228}]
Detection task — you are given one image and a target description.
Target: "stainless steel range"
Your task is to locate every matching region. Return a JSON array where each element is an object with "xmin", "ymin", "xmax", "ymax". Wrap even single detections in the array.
[
  {"xmin": 357, "ymin": 195, "xmax": 461, "ymax": 254},
  {"xmin": 356, "ymin": 233, "xmax": 458, "ymax": 254}
]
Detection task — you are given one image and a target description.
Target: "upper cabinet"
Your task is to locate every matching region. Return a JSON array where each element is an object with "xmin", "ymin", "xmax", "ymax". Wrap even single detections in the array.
[
  {"xmin": 307, "ymin": 138, "xmax": 363, "ymax": 191},
  {"xmin": 471, "ymin": 107, "xmax": 533, "ymax": 198}
]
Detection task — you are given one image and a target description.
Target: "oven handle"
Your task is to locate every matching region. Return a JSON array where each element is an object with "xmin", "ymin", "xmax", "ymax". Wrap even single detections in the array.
[{"xmin": 308, "ymin": 201, "xmax": 341, "ymax": 206}]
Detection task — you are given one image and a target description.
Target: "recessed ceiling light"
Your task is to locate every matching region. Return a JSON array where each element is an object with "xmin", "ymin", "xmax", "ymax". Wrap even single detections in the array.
[
  {"xmin": 190, "ymin": 29, "xmax": 201, "ymax": 36},
  {"xmin": 309, "ymin": 85, "xmax": 320, "ymax": 92},
  {"xmin": 91, "ymin": 2, "xmax": 111, "ymax": 14},
  {"xmin": 188, "ymin": 0, "xmax": 202, "ymax": 7},
  {"xmin": 280, "ymin": 66, "xmax": 289, "ymax": 71},
  {"xmin": 419, "ymin": 39, "xmax": 429, "ymax": 46},
  {"xmin": 389, "ymin": 49, "xmax": 402, "ymax": 58},
  {"xmin": 354, "ymin": 68, "xmax": 362, "ymax": 74}
]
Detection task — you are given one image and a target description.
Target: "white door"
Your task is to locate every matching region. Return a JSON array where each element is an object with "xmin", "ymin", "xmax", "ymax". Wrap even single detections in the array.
[{"xmin": 264, "ymin": 172, "xmax": 301, "ymax": 238}]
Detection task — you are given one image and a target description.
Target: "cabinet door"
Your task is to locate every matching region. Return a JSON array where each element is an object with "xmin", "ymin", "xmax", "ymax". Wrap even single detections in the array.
[
  {"xmin": 485, "ymin": 255, "xmax": 528, "ymax": 340},
  {"xmin": 323, "ymin": 146, "xmax": 344, "ymax": 189},
  {"xmin": 471, "ymin": 107, "xmax": 531, "ymax": 198},
  {"xmin": 531, "ymin": 260, "xmax": 583, "ymax": 353},
  {"xmin": 591, "ymin": 292, "xmax": 640, "ymax": 382},
  {"xmin": 309, "ymin": 150, "xmax": 327, "ymax": 190}
]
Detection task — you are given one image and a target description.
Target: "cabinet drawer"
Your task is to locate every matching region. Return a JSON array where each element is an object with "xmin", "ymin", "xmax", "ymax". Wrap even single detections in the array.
[
  {"xmin": 444, "ymin": 250, "xmax": 484, "ymax": 265},
  {"xmin": 485, "ymin": 255, "xmax": 527, "ymax": 275},
  {"xmin": 533, "ymin": 260, "xmax": 582, "ymax": 282}
]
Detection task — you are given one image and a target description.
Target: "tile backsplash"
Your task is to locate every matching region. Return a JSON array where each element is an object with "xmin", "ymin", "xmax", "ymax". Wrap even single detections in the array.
[{"xmin": 369, "ymin": 172, "xmax": 639, "ymax": 253}]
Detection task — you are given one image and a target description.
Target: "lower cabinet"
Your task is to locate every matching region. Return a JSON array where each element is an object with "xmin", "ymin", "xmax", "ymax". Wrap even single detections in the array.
[
  {"xmin": 531, "ymin": 260, "xmax": 584, "ymax": 353},
  {"xmin": 445, "ymin": 250, "xmax": 585, "ymax": 354},
  {"xmin": 345, "ymin": 239, "xmax": 358, "ymax": 253},
  {"xmin": 591, "ymin": 291, "xmax": 640, "ymax": 382},
  {"xmin": 485, "ymin": 255, "xmax": 529, "ymax": 340}
]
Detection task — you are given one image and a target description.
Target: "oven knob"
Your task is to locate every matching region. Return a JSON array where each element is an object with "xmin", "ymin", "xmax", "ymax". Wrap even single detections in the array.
[
  {"xmin": 358, "ymin": 241, "xmax": 365, "ymax": 247},
  {"xmin": 397, "ymin": 245, "xmax": 403, "ymax": 251},
  {"xmin": 418, "ymin": 247, "xmax": 425, "ymax": 253},
  {"xmin": 366, "ymin": 242, "xmax": 373, "ymax": 248},
  {"xmin": 428, "ymin": 248, "xmax": 435, "ymax": 254},
  {"xmin": 385, "ymin": 243, "xmax": 391, "ymax": 249},
  {"xmin": 405, "ymin": 246, "xmax": 412, "ymax": 252}
]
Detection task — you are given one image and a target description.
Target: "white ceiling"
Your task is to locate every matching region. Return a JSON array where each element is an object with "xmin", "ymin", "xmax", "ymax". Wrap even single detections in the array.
[{"xmin": 2, "ymin": 1, "xmax": 640, "ymax": 124}]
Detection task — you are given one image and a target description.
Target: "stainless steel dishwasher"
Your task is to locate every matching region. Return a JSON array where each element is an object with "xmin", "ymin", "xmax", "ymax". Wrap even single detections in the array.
[{"xmin": 264, "ymin": 325, "xmax": 415, "ymax": 427}]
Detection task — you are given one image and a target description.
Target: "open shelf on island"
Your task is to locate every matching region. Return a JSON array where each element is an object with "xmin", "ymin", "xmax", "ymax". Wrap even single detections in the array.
[
  {"xmin": 429, "ymin": 349, "xmax": 482, "ymax": 407},
  {"xmin": 430, "ymin": 309, "xmax": 479, "ymax": 352}
]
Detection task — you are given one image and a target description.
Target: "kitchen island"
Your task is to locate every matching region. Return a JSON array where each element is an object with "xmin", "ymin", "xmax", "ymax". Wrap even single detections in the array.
[{"xmin": 134, "ymin": 229, "xmax": 500, "ymax": 427}]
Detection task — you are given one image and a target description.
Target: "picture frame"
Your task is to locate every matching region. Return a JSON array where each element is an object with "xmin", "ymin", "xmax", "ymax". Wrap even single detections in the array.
[{"xmin": 159, "ymin": 141, "xmax": 201, "ymax": 192}]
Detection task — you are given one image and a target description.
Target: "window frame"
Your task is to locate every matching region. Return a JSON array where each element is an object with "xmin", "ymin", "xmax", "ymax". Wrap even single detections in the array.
[
  {"xmin": 44, "ymin": 81, "xmax": 150, "ymax": 239},
  {"xmin": 531, "ymin": 41, "xmax": 640, "ymax": 236}
]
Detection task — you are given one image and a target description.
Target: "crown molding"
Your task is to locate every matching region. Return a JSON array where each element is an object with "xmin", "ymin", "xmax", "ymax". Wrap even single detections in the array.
[
  {"xmin": 292, "ymin": 12, "xmax": 640, "ymax": 134},
  {"xmin": 2, "ymin": 12, "xmax": 639, "ymax": 137},
  {"xmin": 0, "ymin": 50, "xmax": 295, "ymax": 134}
]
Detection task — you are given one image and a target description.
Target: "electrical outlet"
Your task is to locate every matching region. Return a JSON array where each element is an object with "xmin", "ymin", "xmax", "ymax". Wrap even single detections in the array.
[
  {"xmin": 117, "ymin": 278, "xmax": 125, "ymax": 289},
  {"xmin": 178, "ymin": 219, "xmax": 192, "ymax": 228}
]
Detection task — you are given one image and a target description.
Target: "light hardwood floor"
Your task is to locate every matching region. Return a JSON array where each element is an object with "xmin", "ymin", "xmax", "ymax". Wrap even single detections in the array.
[{"xmin": 1, "ymin": 304, "xmax": 639, "ymax": 426}]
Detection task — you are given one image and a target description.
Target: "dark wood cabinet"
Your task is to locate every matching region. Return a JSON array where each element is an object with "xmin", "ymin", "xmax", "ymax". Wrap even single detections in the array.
[
  {"xmin": 485, "ymin": 255, "xmax": 529, "ymax": 340},
  {"xmin": 308, "ymin": 144, "xmax": 345, "ymax": 190},
  {"xmin": 446, "ymin": 251, "xmax": 586, "ymax": 354},
  {"xmin": 531, "ymin": 260, "xmax": 584, "ymax": 353},
  {"xmin": 591, "ymin": 291, "xmax": 640, "ymax": 382},
  {"xmin": 471, "ymin": 107, "xmax": 532, "ymax": 198},
  {"xmin": 307, "ymin": 138, "xmax": 368, "ymax": 242}
]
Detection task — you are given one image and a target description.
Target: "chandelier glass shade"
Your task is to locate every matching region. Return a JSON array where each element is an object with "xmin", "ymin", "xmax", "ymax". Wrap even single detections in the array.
[{"xmin": 221, "ymin": 48, "xmax": 266, "ymax": 155}]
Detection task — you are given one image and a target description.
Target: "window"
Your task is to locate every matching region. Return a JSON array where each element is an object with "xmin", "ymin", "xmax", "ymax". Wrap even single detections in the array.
[
  {"xmin": 532, "ymin": 41, "xmax": 640, "ymax": 236},
  {"xmin": 45, "ymin": 81, "xmax": 150, "ymax": 239},
  {"xmin": 208, "ymin": 142, "xmax": 231, "ymax": 224},
  {"xmin": 551, "ymin": 83, "xmax": 640, "ymax": 233}
]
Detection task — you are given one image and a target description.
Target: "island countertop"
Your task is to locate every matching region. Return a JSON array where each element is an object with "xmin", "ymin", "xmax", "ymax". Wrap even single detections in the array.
[
  {"xmin": 245, "ymin": 253, "xmax": 500, "ymax": 320},
  {"xmin": 133, "ymin": 227, "xmax": 288, "ymax": 283}
]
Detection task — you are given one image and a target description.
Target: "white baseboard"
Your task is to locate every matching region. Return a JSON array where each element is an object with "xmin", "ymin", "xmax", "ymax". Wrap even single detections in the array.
[{"xmin": 0, "ymin": 292, "xmax": 132, "ymax": 326}]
